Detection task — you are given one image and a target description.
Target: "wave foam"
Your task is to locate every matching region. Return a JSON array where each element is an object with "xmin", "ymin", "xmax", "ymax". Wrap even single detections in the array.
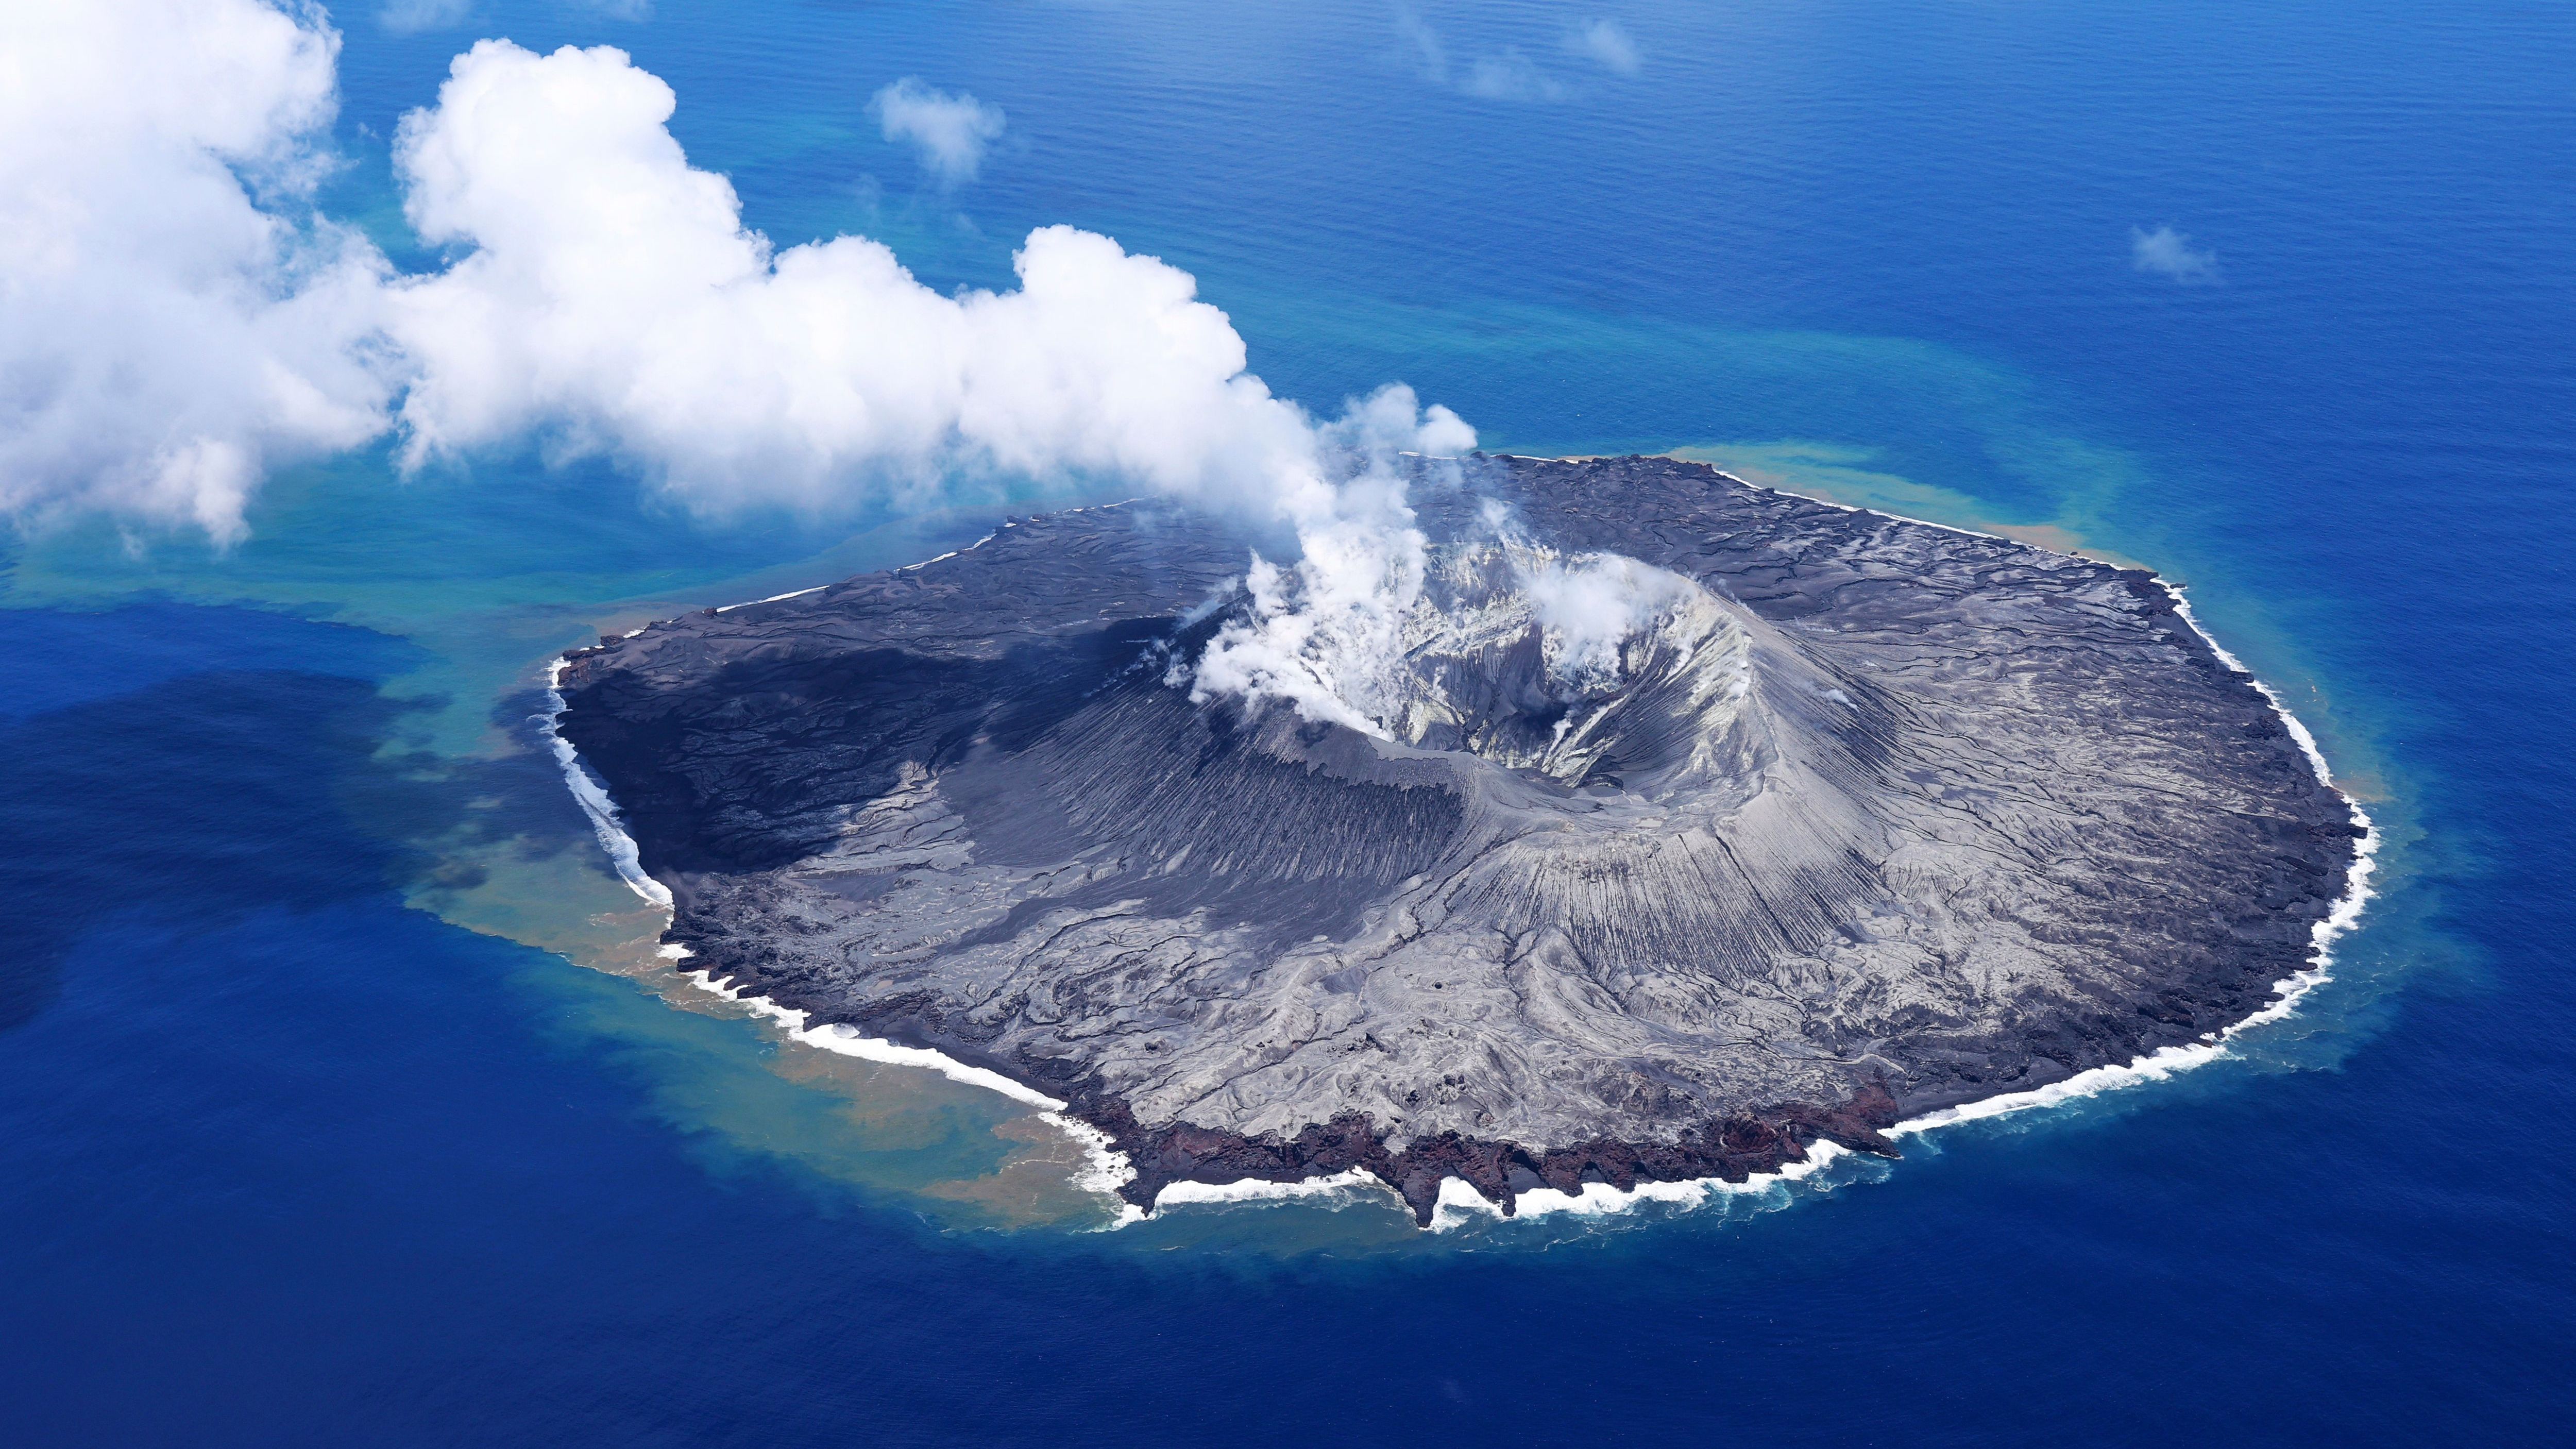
[
  {"xmin": 540, "ymin": 658, "xmax": 670, "ymax": 909},
  {"xmin": 680, "ymin": 966, "xmax": 1063, "ymax": 1109},
  {"xmin": 1425, "ymin": 1141, "xmax": 1853, "ymax": 1232},
  {"xmin": 1149, "ymin": 1168, "xmax": 1397, "ymax": 1215},
  {"xmin": 681, "ymin": 965, "xmax": 1147, "ymax": 1221}
]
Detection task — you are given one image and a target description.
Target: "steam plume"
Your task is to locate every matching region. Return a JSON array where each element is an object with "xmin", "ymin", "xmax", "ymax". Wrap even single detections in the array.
[
  {"xmin": 4, "ymin": 5, "xmax": 1598, "ymax": 731},
  {"xmin": 2, "ymin": 7, "xmax": 1468, "ymax": 571}
]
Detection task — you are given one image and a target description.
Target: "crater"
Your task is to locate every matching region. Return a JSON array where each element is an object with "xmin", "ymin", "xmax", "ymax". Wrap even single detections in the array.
[{"xmin": 1370, "ymin": 539, "xmax": 1755, "ymax": 794}]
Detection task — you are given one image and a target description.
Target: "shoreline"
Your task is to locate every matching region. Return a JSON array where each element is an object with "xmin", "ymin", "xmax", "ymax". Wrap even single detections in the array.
[
  {"xmin": 535, "ymin": 470, "xmax": 2378, "ymax": 1233},
  {"xmin": 674, "ymin": 961, "xmax": 1143, "ymax": 1213}
]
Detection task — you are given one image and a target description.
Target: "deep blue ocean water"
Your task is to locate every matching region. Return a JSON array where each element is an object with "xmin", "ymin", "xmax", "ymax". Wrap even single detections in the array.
[{"xmin": 6, "ymin": 1, "xmax": 2573, "ymax": 1442}]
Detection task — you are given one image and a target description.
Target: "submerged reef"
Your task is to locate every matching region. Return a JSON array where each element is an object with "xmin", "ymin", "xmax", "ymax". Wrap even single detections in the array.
[{"xmin": 554, "ymin": 457, "xmax": 2364, "ymax": 1224}]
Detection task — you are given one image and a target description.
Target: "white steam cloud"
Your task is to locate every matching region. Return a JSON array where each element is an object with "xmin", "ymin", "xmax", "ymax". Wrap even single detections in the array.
[
  {"xmin": 869, "ymin": 77, "xmax": 1005, "ymax": 188},
  {"xmin": 1517, "ymin": 550, "xmax": 1694, "ymax": 687},
  {"xmin": 1187, "ymin": 390, "xmax": 1473, "ymax": 734}
]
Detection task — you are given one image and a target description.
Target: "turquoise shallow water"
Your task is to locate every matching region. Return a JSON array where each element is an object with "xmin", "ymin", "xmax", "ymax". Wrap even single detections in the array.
[{"xmin": 5, "ymin": 1, "xmax": 2572, "ymax": 1441}]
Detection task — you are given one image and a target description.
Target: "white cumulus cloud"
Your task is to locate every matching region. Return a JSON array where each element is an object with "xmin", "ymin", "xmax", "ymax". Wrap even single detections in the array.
[
  {"xmin": 378, "ymin": 0, "xmax": 473, "ymax": 35},
  {"xmin": 0, "ymin": 0, "xmax": 396, "ymax": 543},
  {"xmin": 386, "ymin": 40, "xmax": 1465, "ymax": 528},
  {"xmin": 0, "ymin": 1, "xmax": 1473, "ymax": 651},
  {"xmin": 1461, "ymin": 50, "xmax": 1565, "ymax": 103},
  {"xmin": 1397, "ymin": 9, "xmax": 1567, "ymax": 103},
  {"xmin": 1565, "ymin": 19, "xmax": 1640, "ymax": 76},
  {"xmin": 869, "ymin": 76, "xmax": 1005, "ymax": 188},
  {"xmin": 2131, "ymin": 224, "xmax": 2219, "ymax": 284},
  {"xmin": 1397, "ymin": 9, "xmax": 1450, "ymax": 80}
]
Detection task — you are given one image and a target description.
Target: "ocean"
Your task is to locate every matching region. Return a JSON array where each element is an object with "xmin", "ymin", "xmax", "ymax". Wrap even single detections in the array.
[{"xmin": 5, "ymin": 0, "xmax": 2571, "ymax": 1441}]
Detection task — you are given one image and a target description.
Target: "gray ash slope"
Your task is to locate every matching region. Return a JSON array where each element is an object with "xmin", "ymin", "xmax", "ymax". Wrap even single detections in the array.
[{"xmin": 555, "ymin": 457, "xmax": 2362, "ymax": 1223}]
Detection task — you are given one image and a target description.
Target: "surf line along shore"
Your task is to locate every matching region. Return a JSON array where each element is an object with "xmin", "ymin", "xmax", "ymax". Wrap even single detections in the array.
[{"xmin": 539, "ymin": 456, "xmax": 2374, "ymax": 1230}]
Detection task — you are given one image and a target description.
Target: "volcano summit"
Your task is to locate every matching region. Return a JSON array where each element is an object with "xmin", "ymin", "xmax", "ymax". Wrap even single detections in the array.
[{"xmin": 552, "ymin": 456, "xmax": 2365, "ymax": 1224}]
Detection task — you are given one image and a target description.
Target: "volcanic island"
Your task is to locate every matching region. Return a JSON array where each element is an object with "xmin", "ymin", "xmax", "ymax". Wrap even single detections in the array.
[{"xmin": 551, "ymin": 456, "xmax": 2366, "ymax": 1225}]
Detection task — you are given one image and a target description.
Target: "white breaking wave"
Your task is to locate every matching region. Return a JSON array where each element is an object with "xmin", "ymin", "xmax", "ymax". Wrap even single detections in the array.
[
  {"xmin": 1423, "ymin": 1141, "xmax": 1854, "ymax": 1232},
  {"xmin": 675, "ymin": 962, "xmax": 1144, "ymax": 1215},
  {"xmin": 1150, "ymin": 1168, "xmax": 1397, "ymax": 1213},
  {"xmin": 1131, "ymin": 1147, "xmax": 1852, "ymax": 1229},
  {"xmin": 681, "ymin": 963, "xmax": 1064, "ymax": 1110},
  {"xmin": 711, "ymin": 585, "xmax": 827, "ymax": 614},
  {"xmin": 540, "ymin": 657, "xmax": 670, "ymax": 909}
]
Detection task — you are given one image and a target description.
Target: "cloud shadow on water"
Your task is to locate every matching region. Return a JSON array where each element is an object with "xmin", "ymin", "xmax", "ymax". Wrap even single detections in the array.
[{"xmin": 0, "ymin": 603, "xmax": 563, "ymax": 1033}]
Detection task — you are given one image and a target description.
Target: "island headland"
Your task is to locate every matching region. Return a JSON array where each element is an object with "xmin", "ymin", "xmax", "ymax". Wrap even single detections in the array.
[{"xmin": 552, "ymin": 456, "xmax": 2366, "ymax": 1225}]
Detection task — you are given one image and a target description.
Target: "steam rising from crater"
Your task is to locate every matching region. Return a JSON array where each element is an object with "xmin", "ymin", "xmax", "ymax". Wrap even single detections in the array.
[
  {"xmin": 12, "ymin": 4, "xmax": 1715, "ymax": 739},
  {"xmin": 1188, "ymin": 522, "xmax": 1753, "ymax": 791},
  {"xmin": 1176, "ymin": 443, "xmax": 1738, "ymax": 754}
]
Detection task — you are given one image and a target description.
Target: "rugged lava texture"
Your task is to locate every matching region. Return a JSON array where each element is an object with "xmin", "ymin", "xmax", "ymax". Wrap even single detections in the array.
[{"xmin": 554, "ymin": 457, "xmax": 2363, "ymax": 1224}]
